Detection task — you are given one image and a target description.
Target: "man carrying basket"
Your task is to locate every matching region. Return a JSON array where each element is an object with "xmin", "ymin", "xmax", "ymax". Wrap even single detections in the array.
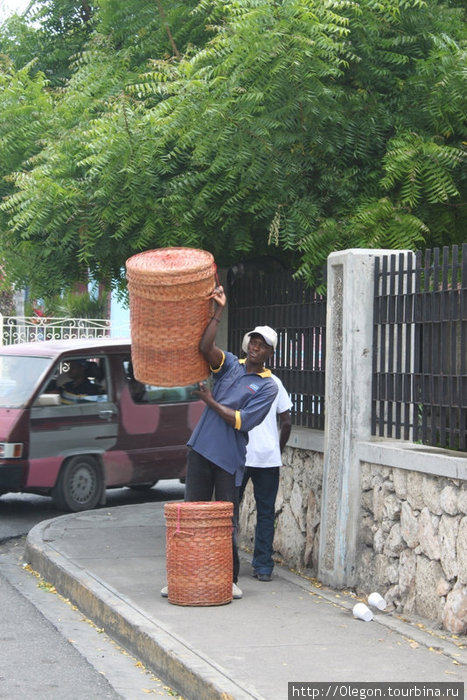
[{"xmin": 172, "ymin": 285, "xmax": 278, "ymax": 599}]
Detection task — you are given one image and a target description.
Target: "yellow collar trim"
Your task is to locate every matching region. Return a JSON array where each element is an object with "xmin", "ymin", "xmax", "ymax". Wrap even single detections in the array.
[{"xmin": 239, "ymin": 358, "xmax": 272, "ymax": 378}]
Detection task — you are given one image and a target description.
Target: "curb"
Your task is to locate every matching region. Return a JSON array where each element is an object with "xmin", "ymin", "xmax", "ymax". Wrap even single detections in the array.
[{"xmin": 25, "ymin": 518, "xmax": 263, "ymax": 700}]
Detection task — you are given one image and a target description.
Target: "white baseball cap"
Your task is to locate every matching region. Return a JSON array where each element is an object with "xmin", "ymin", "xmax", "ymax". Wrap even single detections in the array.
[{"xmin": 242, "ymin": 325, "xmax": 277, "ymax": 352}]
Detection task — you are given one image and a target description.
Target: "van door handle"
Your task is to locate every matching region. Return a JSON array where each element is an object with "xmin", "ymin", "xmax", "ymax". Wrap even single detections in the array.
[{"xmin": 99, "ymin": 410, "xmax": 114, "ymax": 421}]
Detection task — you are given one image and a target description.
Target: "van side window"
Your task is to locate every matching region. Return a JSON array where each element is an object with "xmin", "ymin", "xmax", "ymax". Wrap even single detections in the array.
[
  {"xmin": 122, "ymin": 359, "xmax": 198, "ymax": 404},
  {"xmin": 37, "ymin": 357, "xmax": 108, "ymax": 406}
]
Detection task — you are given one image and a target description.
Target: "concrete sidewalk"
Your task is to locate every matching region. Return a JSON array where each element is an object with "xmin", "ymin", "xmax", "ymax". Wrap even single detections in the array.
[{"xmin": 24, "ymin": 503, "xmax": 466, "ymax": 700}]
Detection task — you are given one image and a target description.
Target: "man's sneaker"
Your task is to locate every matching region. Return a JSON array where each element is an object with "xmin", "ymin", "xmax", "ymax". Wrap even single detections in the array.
[
  {"xmin": 232, "ymin": 582, "xmax": 243, "ymax": 599},
  {"xmin": 253, "ymin": 571, "xmax": 272, "ymax": 582},
  {"xmin": 160, "ymin": 586, "xmax": 168, "ymax": 597}
]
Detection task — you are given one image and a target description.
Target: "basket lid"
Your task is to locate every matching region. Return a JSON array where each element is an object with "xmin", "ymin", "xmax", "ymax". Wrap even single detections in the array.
[
  {"xmin": 164, "ymin": 501, "xmax": 233, "ymax": 517},
  {"xmin": 126, "ymin": 248, "xmax": 215, "ymax": 279},
  {"xmin": 165, "ymin": 501, "xmax": 233, "ymax": 512}
]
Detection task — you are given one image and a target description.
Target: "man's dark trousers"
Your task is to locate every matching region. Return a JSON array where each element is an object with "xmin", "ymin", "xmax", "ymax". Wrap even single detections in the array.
[
  {"xmin": 240, "ymin": 466, "xmax": 280, "ymax": 575},
  {"xmin": 184, "ymin": 449, "xmax": 240, "ymax": 583}
]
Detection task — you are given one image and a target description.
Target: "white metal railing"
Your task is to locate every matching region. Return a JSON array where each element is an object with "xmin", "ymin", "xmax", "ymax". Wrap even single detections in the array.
[{"xmin": 0, "ymin": 315, "xmax": 130, "ymax": 345}]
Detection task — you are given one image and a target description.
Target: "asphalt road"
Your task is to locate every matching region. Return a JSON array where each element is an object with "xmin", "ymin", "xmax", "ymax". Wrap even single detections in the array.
[
  {"xmin": 0, "ymin": 479, "xmax": 185, "ymax": 540},
  {"xmin": 0, "ymin": 558, "xmax": 121, "ymax": 700},
  {"xmin": 0, "ymin": 480, "xmax": 186, "ymax": 700}
]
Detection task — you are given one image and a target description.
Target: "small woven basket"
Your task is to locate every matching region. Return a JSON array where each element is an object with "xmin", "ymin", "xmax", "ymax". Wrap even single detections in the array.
[
  {"xmin": 126, "ymin": 247, "xmax": 216, "ymax": 387},
  {"xmin": 164, "ymin": 501, "xmax": 233, "ymax": 606}
]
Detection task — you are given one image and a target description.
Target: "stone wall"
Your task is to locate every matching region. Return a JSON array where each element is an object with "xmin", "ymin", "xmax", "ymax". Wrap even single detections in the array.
[
  {"xmin": 239, "ymin": 433, "xmax": 467, "ymax": 635},
  {"xmin": 355, "ymin": 462, "xmax": 467, "ymax": 634},
  {"xmin": 239, "ymin": 445, "xmax": 323, "ymax": 575}
]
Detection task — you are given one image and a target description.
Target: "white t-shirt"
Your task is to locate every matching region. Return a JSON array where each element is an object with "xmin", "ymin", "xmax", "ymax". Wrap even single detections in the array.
[{"xmin": 245, "ymin": 374, "xmax": 292, "ymax": 468}]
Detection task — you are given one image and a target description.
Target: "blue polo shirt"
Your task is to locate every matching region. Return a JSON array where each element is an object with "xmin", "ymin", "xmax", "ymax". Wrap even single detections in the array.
[{"xmin": 187, "ymin": 351, "xmax": 278, "ymax": 485}]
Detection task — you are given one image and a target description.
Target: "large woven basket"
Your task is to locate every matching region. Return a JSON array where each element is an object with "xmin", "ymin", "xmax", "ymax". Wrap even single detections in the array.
[
  {"xmin": 164, "ymin": 501, "xmax": 233, "ymax": 606},
  {"xmin": 126, "ymin": 247, "xmax": 216, "ymax": 387}
]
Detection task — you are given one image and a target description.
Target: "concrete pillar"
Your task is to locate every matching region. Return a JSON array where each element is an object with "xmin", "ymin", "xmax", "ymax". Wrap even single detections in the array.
[{"xmin": 318, "ymin": 249, "xmax": 411, "ymax": 587}]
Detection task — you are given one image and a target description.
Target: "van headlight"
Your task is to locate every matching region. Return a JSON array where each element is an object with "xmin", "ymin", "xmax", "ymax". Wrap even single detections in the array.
[{"xmin": 0, "ymin": 443, "xmax": 23, "ymax": 458}]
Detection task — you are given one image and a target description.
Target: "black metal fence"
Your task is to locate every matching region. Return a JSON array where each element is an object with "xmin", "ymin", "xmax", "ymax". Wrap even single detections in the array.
[
  {"xmin": 227, "ymin": 245, "xmax": 465, "ymax": 451},
  {"xmin": 372, "ymin": 244, "xmax": 467, "ymax": 451},
  {"xmin": 227, "ymin": 268, "xmax": 326, "ymax": 429}
]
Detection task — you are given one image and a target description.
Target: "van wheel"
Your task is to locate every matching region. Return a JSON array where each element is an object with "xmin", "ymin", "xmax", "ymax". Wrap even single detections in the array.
[{"xmin": 52, "ymin": 456, "xmax": 102, "ymax": 512}]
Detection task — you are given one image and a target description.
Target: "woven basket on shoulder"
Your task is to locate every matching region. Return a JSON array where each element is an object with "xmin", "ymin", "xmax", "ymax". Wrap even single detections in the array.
[
  {"xmin": 126, "ymin": 247, "xmax": 216, "ymax": 387},
  {"xmin": 164, "ymin": 501, "xmax": 233, "ymax": 606}
]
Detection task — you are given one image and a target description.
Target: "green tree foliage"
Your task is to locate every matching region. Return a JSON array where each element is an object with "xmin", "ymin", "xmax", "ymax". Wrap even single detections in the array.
[
  {"xmin": 56, "ymin": 288, "xmax": 109, "ymax": 317},
  {"xmin": 0, "ymin": 0, "xmax": 466, "ymax": 297},
  {"xmin": 97, "ymin": 0, "xmax": 209, "ymax": 63},
  {"xmin": 0, "ymin": 0, "xmax": 96, "ymax": 86},
  {"xmin": 0, "ymin": 60, "xmax": 55, "ymax": 290}
]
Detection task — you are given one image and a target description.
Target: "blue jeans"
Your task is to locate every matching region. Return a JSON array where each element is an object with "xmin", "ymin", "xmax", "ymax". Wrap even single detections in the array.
[
  {"xmin": 184, "ymin": 449, "xmax": 240, "ymax": 583},
  {"xmin": 240, "ymin": 467, "xmax": 279, "ymax": 575}
]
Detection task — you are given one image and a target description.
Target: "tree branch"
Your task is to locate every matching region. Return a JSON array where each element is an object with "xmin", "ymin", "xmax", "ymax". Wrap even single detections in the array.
[{"xmin": 155, "ymin": 0, "xmax": 181, "ymax": 61}]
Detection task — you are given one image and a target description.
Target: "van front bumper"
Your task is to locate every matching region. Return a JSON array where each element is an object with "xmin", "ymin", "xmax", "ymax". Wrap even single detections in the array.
[{"xmin": 0, "ymin": 461, "xmax": 26, "ymax": 490}]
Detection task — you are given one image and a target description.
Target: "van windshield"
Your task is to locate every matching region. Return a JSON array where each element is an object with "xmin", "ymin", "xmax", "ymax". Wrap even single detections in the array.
[{"xmin": 0, "ymin": 355, "xmax": 51, "ymax": 408}]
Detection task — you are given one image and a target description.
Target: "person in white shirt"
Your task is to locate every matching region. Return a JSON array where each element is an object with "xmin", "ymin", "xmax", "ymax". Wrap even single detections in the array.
[{"xmin": 239, "ymin": 334, "xmax": 292, "ymax": 582}]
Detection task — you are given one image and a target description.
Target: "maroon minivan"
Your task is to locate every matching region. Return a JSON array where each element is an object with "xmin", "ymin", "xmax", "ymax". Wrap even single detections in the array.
[{"xmin": 0, "ymin": 338, "xmax": 203, "ymax": 511}]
